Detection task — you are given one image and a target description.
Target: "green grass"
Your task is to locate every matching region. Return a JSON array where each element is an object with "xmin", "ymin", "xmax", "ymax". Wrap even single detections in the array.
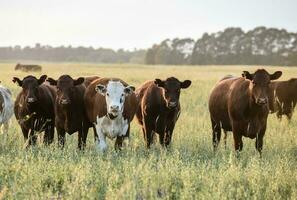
[{"xmin": 0, "ymin": 63, "xmax": 296, "ymax": 199}]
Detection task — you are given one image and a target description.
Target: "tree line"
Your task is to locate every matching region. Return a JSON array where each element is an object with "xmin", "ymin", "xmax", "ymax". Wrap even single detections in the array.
[
  {"xmin": 146, "ymin": 27, "xmax": 297, "ymax": 66},
  {"xmin": 0, "ymin": 26, "xmax": 296, "ymax": 65},
  {"xmin": 0, "ymin": 44, "xmax": 146, "ymax": 63}
]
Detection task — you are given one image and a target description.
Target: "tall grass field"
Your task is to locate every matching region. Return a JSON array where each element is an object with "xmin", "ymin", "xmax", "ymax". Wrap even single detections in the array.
[{"xmin": 0, "ymin": 63, "xmax": 296, "ymax": 199}]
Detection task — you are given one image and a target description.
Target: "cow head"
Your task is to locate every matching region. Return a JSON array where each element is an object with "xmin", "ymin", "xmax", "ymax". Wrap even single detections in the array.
[
  {"xmin": 95, "ymin": 80, "xmax": 135, "ymax": 118},
  {"xmin": 242, "ymin": 69, "xmax": 282, "ymax": 106},
  {"xmin": 12, "ymin": 75, "xmax": 47, "ymax": 105},
  {"xmin": 154, "ymin": 77, "xmax": 191, "ymax": 109},
  {"xmin": 47, "ymin": 75, "xmax": 84, "ymax": 106}
]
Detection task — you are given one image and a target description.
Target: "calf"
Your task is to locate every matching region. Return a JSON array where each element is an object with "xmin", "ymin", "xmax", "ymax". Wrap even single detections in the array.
[
  {"xmin": 0, "ymin": 82, "xmax": 14, "ymax": 134},
  {"xmin": 13, "ymin": 75, "xmax": 56, "ymax": 147},
  {"xmin": 15, "ymin": 63, "xmax": 42, "ymax": 72},
  {"xmin": 47, "ymin": 75, "xmax": 99, "ymax": 149},
  {"xmin": 135, "ymin": 77, "xmax": 191, "ymax": 148},
  {"xmin": 269, "ymin": 79, "xmax": 297, "ymax": 120},
  {"xmin": 84, "ymin": 78, "xmax": 137, "ymax": 151},
  {"xmin": 209, "ymin": 69, "xmax": 282, "ymax": 155}
]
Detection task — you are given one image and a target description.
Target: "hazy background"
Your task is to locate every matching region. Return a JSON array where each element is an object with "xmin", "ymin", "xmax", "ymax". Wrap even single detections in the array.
[{"xmin": 1, "ymin": 0, "xmax": 296, "ymax": 50}]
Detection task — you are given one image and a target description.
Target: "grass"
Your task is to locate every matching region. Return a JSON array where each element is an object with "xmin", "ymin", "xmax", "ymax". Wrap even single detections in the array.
[{"xmin": 0, "ymin": 63, "xmax": 296, "ymax": 199}]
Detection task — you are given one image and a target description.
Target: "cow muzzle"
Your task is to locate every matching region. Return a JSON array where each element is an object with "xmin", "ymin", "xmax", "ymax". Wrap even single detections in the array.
[
  {"xmin": 27, "ymin": 97, "xmax": 36, "ymax": 103},
  {"xmin": 60, "ymin": 99, "xmax": 70, "ymax": 105},
  {"xmin": 167, "ymin": 101, "xmax": 177, "ymax": 108},
  {"xmin": 256, "ymin": 98, "xmax": 268, "ymax": 105},
  {"xmin": 109, "ymin": 105, "xmax": 120, "ymax": 113}
]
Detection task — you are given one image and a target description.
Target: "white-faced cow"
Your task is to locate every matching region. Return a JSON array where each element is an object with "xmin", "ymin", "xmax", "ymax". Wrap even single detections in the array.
[
  {"xmin": 84, "ymin": 78, "xmax": 137, "ymax": 152},
  {"xmin": 0, "ymin": 82, "xmax": 14, "ymax": 134},
  {"xmin": 47, "ymin": 75, "xmax": 99, "ymax": 150},
  {"xmin": 13, "ymin": 75, "xmax": 56, "ymax": 147}
]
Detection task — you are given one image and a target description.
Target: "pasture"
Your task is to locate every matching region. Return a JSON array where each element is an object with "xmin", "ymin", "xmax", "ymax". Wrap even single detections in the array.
[{"xmin": 0, "ymin": 63, "xmax": 296, "ymax": 199}]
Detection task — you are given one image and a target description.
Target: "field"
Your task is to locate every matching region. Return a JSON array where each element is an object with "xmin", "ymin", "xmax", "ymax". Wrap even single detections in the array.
[{"xmin": 0, "ymin": 63, "xmax": 296, "ymax": 200}]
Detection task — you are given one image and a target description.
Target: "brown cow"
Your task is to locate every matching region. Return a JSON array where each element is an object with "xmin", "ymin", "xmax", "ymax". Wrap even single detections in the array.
[
  {"xmin": 84, "ymin": 78, "xmax": 137, "ymax": 151},
  {"xmin": 15, "ymin": 63, "xmax": 42, "ymax": 72},
  {"xmin": 13, "ymin": 75, "xmax": 56, "ymax": 147},
  {"xmin": 209, "ymin": 69, "xmax": 282, "ymax": 155},
  {"xmin": 135, "ymin": 77, "xmax": 191, "ymax": 148},
  {"xmin": 47, "ymin": 75, "xmax": 99, "ymax": 150},
  {"xmin": 269, "ymin": 79, "xmax": 297, "ymax": 120}
]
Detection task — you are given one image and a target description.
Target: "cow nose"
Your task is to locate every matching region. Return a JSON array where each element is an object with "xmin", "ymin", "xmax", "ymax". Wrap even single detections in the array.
[
  {"xmin": 27, "ymin": 97, "xmax": 35, "ymax": 103},
  {"xmin": 257, "ymin": 98, "xmax": 267, "ymax": 105},
  {"xmin": 60, "ymin": 99, "xmax": 69, "ymax": 105},
  {"xmin": 168, "ymin": 101, "xmax": 177, "ymax": 107},
  {"xmin": 110, "ymin": 105, "xmax": 119, "ymax": 111}
]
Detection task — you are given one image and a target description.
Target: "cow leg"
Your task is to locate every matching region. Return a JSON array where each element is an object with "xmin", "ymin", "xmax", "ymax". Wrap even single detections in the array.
[
  {"xmin": 78, "ymin": 123, "xmax": 89, "ymax": 150},
  {"xmin": 255, "ymin": 125, "xmax": 266, "ymax": 156},
  {"xmin": 232, "ymin": 122, "xmax": 243, "ymax": 154},
  {"xmin": 211, "ymin": 119, "xmax": 221, "ymax": 151},
  {"xmin": 115, "ymin": 136, "xmax": 124, "ymax": 151},
  {"xmin": 21, "ymin": 126, "xmax": 29, "ymax": 141},
  {"xmin": 143, "ymin": 117, "xmax": 155, "ymax": 148},
  {"xmin": 162, "ymin": 121, "xmax": 176, "ymax": 147},
  {"xmin": 95, "ymin": 124, "xmax": 107, "ymax": 152},
  {"xmin": 44, "ymin": 121, "xmax": 54, "ymax": 145},
  {"xmin": 57, "ymin": 127, "xmax": 66, "ymax": 148},
  {"xmin": 27, "ymin": 129, "xmax": 37, "ymax": 147}
]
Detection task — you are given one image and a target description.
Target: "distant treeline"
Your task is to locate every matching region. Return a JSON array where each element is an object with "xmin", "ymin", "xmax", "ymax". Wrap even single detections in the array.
[
  {"xmin": 146, "ymin": 27, "xmax": 297, "ymax": 66},
  {"xmin": 1, "ymin": 26, "xmax": 297, "ymax": 65},
  {"xmin": 0, "ymin": 45, "xmax": 146, "ymax": 63}
]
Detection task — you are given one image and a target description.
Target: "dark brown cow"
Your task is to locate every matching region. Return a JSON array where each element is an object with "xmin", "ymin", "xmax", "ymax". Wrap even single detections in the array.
[
  {"xmin": 15, "ymin": 63, "xmax": 42, "ymax": 72},
  {"xmin": 13, "ymin": 75, "xmax": 56, "ymax": 147},
  {"xmin": 269, "ymin": 79, "xmax": 297, "ymax": 120},
  {"xmin": 209, "ymin": 69, "xmax": 282, "ymax": 155},
  {"xmin": 47, "ymin": 75, "xmax": 99, "ymax": 150},
  {"xmin": 84, "ymin": 78, "xmax": 137, "ymax": 151},
  {"xmin": 135, "ymin": 77, "xmax": 191, "ymax": 148}
]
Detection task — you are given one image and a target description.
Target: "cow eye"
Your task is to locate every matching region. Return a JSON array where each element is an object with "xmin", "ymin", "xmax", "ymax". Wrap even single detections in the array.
[{"xmin": 106, "ymin": 93, "xmax": 109, "ymax": 96}]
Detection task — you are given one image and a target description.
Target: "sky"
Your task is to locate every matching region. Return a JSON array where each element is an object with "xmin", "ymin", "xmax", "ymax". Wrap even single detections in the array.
[{"xmin": 0, "ymin": 0, "xmax": 296, "ymax": 50}]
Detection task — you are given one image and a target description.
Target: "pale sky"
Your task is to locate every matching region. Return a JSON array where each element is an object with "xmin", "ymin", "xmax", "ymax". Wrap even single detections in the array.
[{"xmin": 0, "ymin": 0, "xmax": 296, "ymax": 50}]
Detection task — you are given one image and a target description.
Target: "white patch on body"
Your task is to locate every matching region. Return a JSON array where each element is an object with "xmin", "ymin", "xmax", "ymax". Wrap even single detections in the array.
[
  {"xmin": 0, "ymin": 85, "xmax": 13, "ymax": 133},
  {"xmin": 94, "ymin": 115, "xmax": 128, "ymax": 152}
]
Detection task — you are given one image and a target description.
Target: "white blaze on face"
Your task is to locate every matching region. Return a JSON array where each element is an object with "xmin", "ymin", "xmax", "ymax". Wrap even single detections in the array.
[{"xmin": 96, "ymin": 81, "xmax": 135, "ymax": 116}]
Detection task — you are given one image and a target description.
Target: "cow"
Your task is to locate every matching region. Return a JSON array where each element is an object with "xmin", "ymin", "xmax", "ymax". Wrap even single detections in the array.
[
  {"xmin": 15, "ymin": 63, "xmax": 42, "ymax": 72},
  {"xmin": 47, "ymin": 75, "xmax": 99, "ymax": 149},
  {"xmin": 13, "ymin": 75, "xmax": 56, "ymax": 147},
  {"xmin": 84, "ymin": 78, "xmax": 137, "ymax": 152},
  {"xmin": 0, "ymin": 82, "xmax": 14, "ymax": 134},
  {"xmin": 208, "ymin": 69, "xmax": 282, "ymax": 155},
  {"xmin": 269, "ymin": 79, "xmax": 297, "ymax": 120},
  {"xmin": 135, "ymin": 77, "xmax": 191, "ymax": 148}
]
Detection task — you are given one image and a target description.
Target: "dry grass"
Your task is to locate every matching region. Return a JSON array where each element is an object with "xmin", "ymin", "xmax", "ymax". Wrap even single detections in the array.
[{"xmin": 0, "ymin": 63, "xmax": 296, "ymax": 199}]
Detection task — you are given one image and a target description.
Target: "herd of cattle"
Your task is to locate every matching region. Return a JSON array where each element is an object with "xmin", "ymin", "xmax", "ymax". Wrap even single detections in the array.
[{"xmin": 0, "ymin": 68, "xmax": 296, "ymax": 155}]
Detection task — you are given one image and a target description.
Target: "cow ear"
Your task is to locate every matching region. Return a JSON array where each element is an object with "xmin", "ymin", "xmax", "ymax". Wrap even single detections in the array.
[
  {"xmin": 12, "ymin": 77, "xmax": 22, "ymax": 87},
  {"xmin": 38, "ymin": 75, "xmax": 47, "ymax": 85},
  {"xmin": 154, "ymin": 79, "xmax": 165, "ymax": 88},
  {"xmin": 242, "ymin": 71, "xmax": 253, "ymax": 80},
  {"xmin": 270, "ymin": 71, "xmax": 282, "ymax": 80},
  {"xmin": 74, "ymin": 77, "xmax": 85, "ymax": 86},
  {"xmin": 47, "ymin": 77, "xmax": 57, "ymax": 86},
  {"xmin": 181, "ymin": 80, "xmax": 191, "ymax": 89},
  {"xmin": 95, "ymin": 84, "xmax": 107, "ymax": 95},
  {"xmin": 124, "ymin": 85, "xmax": 135, "ymax": 96}
]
